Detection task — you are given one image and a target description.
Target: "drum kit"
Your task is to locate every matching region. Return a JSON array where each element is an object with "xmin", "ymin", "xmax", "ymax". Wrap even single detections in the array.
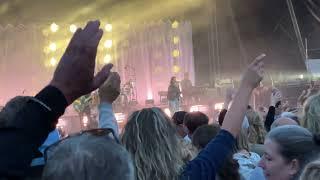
[{"xmin": 114, "ymin": 79, "xmax": 137, "ymax": 110}]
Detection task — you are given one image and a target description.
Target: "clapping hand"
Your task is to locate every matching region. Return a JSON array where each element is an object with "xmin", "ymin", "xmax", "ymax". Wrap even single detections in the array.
[
  {"xmin": 50, "ymin": 20, "xmax": 113, "ymax": 104},
  {"xmin": 99, "ymin": 72, "xmax": 121, "ymax": 104}
]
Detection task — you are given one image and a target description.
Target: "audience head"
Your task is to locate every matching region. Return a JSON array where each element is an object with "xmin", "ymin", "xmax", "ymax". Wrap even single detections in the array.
[
  {"xmin": 259, "ymin": 125, "xmax": 320, "ymax": 180},
  {"xmin": 281, "ymin": 112, "xmax": 300, "ymax": 125},
  {"xmin": 302, "ymin": 94, "xmax": 320, "ymax": 134},
  {"xmin": 121, "ymin": 107, "xmax": 184, "ymax": 180},
  {"xmin": 191, "ymin": 124, "xmax": 240, "ymax": 180},
  {"xmin": 192, "ymin": 124, "xmax": 221, "ymax": 149},
  {"xmin": 42, "ymin": 131, "xmax": 134, "ymax": 180},
  {"xmin": 192, "ymin": 124, "xmax": 240, "ymax": 180},
  {"xmin": 0, "ymin": 96, "xmax": 32, "ymax": 128},
  {"xmin": 299, "ymin": 160, "xmax": 320, "ymax": 180},
  {"xmin": 172, "ymin": 111, "xmax": 188, "ymax": 137},
  {"xmin": 270, "ymin": 117, "xmax": 298, "ymax": 130},
  {"xmin": 246, "ymin": 109, "xmax": 266, "ymax": 144},
  {"xmin": 184, "ymin": 111, "xmax": 209, "ymax": 136}
]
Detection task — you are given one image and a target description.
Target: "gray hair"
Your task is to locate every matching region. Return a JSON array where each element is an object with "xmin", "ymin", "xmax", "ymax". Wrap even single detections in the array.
[
  {"xmin": 270, "ymin": 117, "xmax": 298, "ymax": 130},
  {"xmin": 267, "ymin": 125, "xmax": 320, "ymax": 178},
  {"xmin": 42, "ymin": 134, "xmax": 134, "ymax": 180}
]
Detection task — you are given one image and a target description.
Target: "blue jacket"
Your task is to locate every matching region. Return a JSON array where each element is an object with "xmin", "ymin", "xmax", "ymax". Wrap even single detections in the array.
[{"xmin": 181, "ymin": 129, "xmax": 236, "ymax": 180}]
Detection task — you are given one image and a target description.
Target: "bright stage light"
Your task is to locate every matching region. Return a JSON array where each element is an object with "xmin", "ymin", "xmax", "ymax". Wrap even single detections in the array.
[
  {"xmin": 115, "ymin": 113, "xmax": 126, "ymax": 123},
  {"xmin": 82, "ymin": 116, "xmax": 88, "ymax": 127},
  {"xmin": 173, "ymin": 36, "xmax": 180, "ymax": 44},
  {"xmin": 214, "ymin": 103, "xmax": 224, "ymax": 111},
  {"xmin": 50, "ymin": 57, "xmax": 57, "ymax": 66},
  {"xmin": 50, "ymin": 23, "xmax": 59, "ymax": 33},
  {"xmin": 105, "ymin": 24, "xmax": 112, "ymax": 32},
  {"xmin": 172, "ymin": 21, "xmax": 179, "ymax": 29},
  {"xmin": 164, "ymin": 108, "xmax": 171, "ymax": 117},
  {"xmin": 49, "ymin": 43, "xmax": 57, "ymax": 52},
  {"xmin": 190, "ymin": 105, "xmax": 209, "ymax": 113},
  {"xmin": 172, "ymin": 65, "xmax": 181, "ymax": 73},
  {"xmin": 104, "ymin": 40, "xmax": 113, "ymax": 48},
  {"xmin": 104, "ymin": 54, "xmax": 112, "ymax": 63},
  {"xmin": 69, "ymin": 24, "xmax": 77, "ymax": 33},
  {"xmin": 172, "ymin": 49, "xmax": 180, "ymax": 57},
  {"xmin": 299, "ymin": 74, "xmax": 304, "ymax": 79}
]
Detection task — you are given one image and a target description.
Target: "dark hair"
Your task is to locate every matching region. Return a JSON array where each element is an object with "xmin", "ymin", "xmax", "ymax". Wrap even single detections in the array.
[
  {"xmin": 184, "ymin": 111, "xmax": 209, "ymax": 135},
  {"xmin": 192, "ymin": 124, "xmax": 221, "ymax": 149},
  {"xmin": 218, "ymin": 109, "xmax": 228, "ymax": 126},
  {"xmin": 172, "ymin": 111, "xmax": 187, "ymax": 125},
  {"xmin": 192, "ymin": 124, "xmax": 240, "ymax": 180},
  {"xmin": 170, "ymin": 76, "xmax": 176, "ymax": 86}
]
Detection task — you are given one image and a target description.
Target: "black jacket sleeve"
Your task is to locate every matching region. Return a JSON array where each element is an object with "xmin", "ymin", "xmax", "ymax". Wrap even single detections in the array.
[
  {"xmin": 265, "ymin": 106, "xmax": 275, "ymax": 132},
  {"xmin": 0, "ymin": 86, "xmax": 67, "ymax": 177}
]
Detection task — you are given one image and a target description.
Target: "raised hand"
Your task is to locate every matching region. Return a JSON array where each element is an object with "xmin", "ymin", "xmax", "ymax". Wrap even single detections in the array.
[
  {"xmin": 50, "ymin": 20, "xmax": 113, "ymax": 104},
  {"xmin": 99, "ymin": 72, "xmax": 121, "ymax": 104},
  {"xmin": 240, "ymin": 53, "xmax": 265, "ymax": 90},
  {"xmin": 270, "ymin": 88, "xmax": 282, "ymax": 106}
]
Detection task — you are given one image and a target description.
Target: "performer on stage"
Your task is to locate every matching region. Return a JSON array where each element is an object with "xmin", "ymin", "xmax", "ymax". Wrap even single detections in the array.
[
  {"xmin": 167, "ymin": 76, "xmax": 181, "ymax": 114},
  {"xmin": 181, "ymin": 72, "xmax": 193, "ymax": 105},
  {"xmin": 73, "ymin": 93, "xmax": 95, "ymax": 130}
]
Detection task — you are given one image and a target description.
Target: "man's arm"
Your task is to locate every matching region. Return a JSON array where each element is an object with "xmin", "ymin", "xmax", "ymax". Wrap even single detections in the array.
[
  {"xmin": 181, "ymin": 54, "xmax": 265, "ymax": 179},
  {"xmin": 0, "ymin": 21, "xmax": 113, "ymax": 176},
  {"xmin": 0, "ymin": 86, "xmax": 67, "ymax": 176},
  {"xmin": 98, "ymin": 72, "xmax": 121, "ymax": 137}
]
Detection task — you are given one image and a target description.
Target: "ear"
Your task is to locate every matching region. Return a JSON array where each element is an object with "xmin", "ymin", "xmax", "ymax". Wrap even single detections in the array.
[{"xmin": 288, "ymin": 159, "xmax": 300, "ymax": 176}]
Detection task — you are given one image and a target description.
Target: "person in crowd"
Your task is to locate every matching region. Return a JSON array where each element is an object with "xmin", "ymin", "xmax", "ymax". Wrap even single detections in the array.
[
  {"xmin": 183, "ymin": 111, "xmax": 209, "ymax": 142},
  {"xmin": 43, "ymin": 70, "xmax": 133, "ymax": 180},
  {"xmin": 121, "ymin": 107, "xmax": 185, "ymax": 180},
  {"xmin": 299, "ymin": 159, "xmax": 320, "ymax": 180},
  {"xmin": 192, "ymin": 124, "xmax": 241, "ymax": 180},
  {"xmin": 280, "ymin": 112, "xmax": 300, "ymax": 125},
  {"xmin": 259, "ymin": 125, "xmax": 320, "ymax": 180},
  {"xmin": 0, "ymin": 96, "xmax": 61, "ymax": 178},
  {"xmin": 42, "ymin": 131, "xmax": 134, "ymax": 180},
  {"xmin": 172, "ymin": 111, "xmax": 188, "ymax": 138},
  {"xmin": 297, "ymin": 82, "xmax": 319, "ymax": 108},
  {"xmin": 270, "ymin": 117, "xmax": 298, "ymax": 130},
  {"xmin": 181, "ymin": 72, "xmax": 193, "ymax": 105},
  {"xmin": 246, "ymin": 109, "xmax": 266, "ymax": 144},
  {"xmin": 0, "ymin": 20, "xmax": 114, "ymax": 177},
  {"xmin": 192, "ymin": 124, "xmax": 221, "ymax": 149},
  {"xmin": 167, "ymin": 76, "xmax": 181, "ymax": 114},
  {"xmin": 302, "ymin": 94, "xmax": 320, "ymax": 134},
  {"xmin": 264, "ymin": 88, "xmax": 282, "ymax": 132},
  {"xmin": 181, "ymin": 53, "xmax": 266, "ymax": 179},
  {"xmin": 233, "ymin": 127, "xmax": 261, "ymax": 179}
]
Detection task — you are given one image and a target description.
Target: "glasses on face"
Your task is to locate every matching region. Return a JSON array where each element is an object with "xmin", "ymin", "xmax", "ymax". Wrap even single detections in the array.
[{"xmin": 44, "ymin": 128, "xmax": 120, "ymax": 162}]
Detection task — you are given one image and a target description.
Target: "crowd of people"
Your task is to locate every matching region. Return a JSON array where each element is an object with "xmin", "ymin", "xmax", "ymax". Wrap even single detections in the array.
[{"xmin": 1, "ymin": 20, "xmax": 320, "ymax": 180}]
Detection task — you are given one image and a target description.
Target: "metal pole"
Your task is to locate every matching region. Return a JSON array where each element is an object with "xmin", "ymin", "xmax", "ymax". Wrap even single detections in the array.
[{"xmin": 286, "ymin": 0, "xmax": 306, "ymax": 62}]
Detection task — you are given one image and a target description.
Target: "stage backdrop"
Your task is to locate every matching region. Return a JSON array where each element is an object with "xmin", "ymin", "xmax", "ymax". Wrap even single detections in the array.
[{"xmin": 0, "ymin": 21, "xmax": 195, "ymax": 105}]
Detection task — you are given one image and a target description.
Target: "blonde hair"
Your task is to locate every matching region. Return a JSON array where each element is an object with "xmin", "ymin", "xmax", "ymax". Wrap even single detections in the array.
[
  {"xmin": 236, "ymin": 128, "xmax": 250, "ymax": 152},
  {"xmin": 302, "ymin": 94, "xmax": 320, "ymax": 134},
  {"xmin": 300, "ymin": 160, "xmax": 320, "ymax": 180},
  {"xmin": 246, "ymin": 110, "xmax": 266, "ymax": 144},
  {"xmin": 121, "ymin": 107, "xmax": 184, "ymax": 180}
]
